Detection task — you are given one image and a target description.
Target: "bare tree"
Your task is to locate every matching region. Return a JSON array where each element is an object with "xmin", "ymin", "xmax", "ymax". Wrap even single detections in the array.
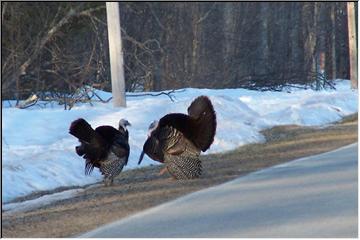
[
  {"xmin": 2, "ymin": 2, "xmax": 353, "ymax": 101},
  {"xmin": 347, "ymin": 2, "xmax": 358, "ymax": 89},
  {"xmin": 2, "ymin": 3, "xmax": 107, "ymax": 101}
]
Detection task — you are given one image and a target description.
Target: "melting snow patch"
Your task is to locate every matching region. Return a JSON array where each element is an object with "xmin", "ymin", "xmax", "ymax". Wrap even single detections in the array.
[{"xmin": 3, "ymin": 189, "xmax": 84, "ymax": 213}]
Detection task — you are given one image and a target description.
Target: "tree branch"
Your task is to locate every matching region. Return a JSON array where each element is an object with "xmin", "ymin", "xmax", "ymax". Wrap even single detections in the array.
[
  {"xmin": 17, "ymin": 4, "xmax": 106, "ymax": 77},
  {"xmin": 146, "ymin": 3, "xmax": 166, "ymax": 30},
  {"xmin": 196, "ymin": 3, "xmax": 217, "ymax": 24}
]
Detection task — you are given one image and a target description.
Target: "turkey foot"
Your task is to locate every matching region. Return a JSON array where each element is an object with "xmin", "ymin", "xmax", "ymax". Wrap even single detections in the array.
[{"xmin": 158, "ymin": 167, "xmax": 168, "ymax": 176}]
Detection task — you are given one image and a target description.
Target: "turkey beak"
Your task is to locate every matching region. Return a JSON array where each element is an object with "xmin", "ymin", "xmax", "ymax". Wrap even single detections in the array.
[{"xmin": 138, "ymin": 151, "xmax": 145, "ymax": 165}]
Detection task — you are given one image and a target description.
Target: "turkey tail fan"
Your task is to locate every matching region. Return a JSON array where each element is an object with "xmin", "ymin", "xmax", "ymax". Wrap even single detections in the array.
[
  {"xmin": 69, "ymin": 118, "xmax": 97, "ymax": 144},
  {"xmin": 187, "ymin": 96, "xmax": 217, "ymax": 152},
  {"xmin": 70, "ymin": 118, "xmax": 107, "ymax": 160}
]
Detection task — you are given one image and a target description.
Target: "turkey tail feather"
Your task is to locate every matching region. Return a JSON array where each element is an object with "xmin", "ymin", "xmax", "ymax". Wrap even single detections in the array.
[
  {"xmin": 69, "ymin": 118, "xmax": 97, "ymax": 143},
  {"xmin": 69, "ymin": 118, "xmax": 107, "ymax": 161},
  {"xmin": 138, "ymin": 151, "xmax": 145, "ymax": 165},
  {"xmin": 85, "ymin": 160, "xmax": 95, "ymax": 175},
  {"xmin": 187, "ymin": 96, "xmax": 216, "ymax": 151}
]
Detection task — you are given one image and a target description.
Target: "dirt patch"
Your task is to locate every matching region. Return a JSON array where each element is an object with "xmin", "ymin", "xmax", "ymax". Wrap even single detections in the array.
[{"xmin": 2, "ymin": 114, "xmax": 358, "ymax": 237}]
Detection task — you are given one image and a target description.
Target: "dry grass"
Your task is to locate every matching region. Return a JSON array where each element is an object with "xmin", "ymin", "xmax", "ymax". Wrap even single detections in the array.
[{"xmin": 2, "ymin": 113, "xmax": 358, "ymax": 237}]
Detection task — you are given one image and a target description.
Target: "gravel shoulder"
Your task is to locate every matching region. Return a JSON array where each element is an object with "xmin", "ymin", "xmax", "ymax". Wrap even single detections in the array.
[{"xmin": 2, "ymin": 114, "xmax": 358, "ymax": 238}]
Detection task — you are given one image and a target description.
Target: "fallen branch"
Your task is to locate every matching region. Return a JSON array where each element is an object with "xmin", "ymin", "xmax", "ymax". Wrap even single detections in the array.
[
  {"xmin": 91, "ymin": 90, "xmax": 112, "ymax": 103},
  {"xmin": 17, "ymin": 94, "xmax": 39, "ymax": 109},
  {"xmin": 93, "ymin": 89, "xmax": 185, "ymax": 103},
  {"xmin": 14, "ymin": 88, "xmax": 186, "ymax": 110},
  {"xmin": 127, "ymin": 89, "xmax": 184, "ymax": 102}
]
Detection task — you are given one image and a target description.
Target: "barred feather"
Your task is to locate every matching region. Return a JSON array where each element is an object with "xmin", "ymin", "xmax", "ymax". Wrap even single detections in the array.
[
  {"xmin": 162, "ymin": 127, "xmax": 201, "ymax": 179},
  {"xmin": 69, "ymin": 118, "xmax": 130, "ymax": 185},
  {"xmin": 165, "ymin": 150, "xmax": 201, "ymax": 179},
  {"xmin": 100, "ymin": 151, "xmax": 127, "ymax": 179},
  {"xmin": 139, "ymin": 95, "xmax": 216, "ymax": 180}
]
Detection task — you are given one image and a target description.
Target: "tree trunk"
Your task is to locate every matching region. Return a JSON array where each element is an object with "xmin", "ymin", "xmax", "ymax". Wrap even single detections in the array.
[
  {"xmin": 330, "ymin": 4, "xmax": 337, "ymax": 80},
  {"xmin": 347, "ymin": 2, "xmax": 358, "ymax": 89},
  {"xmin": 302, "ymin": 3, "xmax": 317, "ymax": 80},
  {"xmin": 259, "ymin": 2, "xmax": 270, "ymax": 75},
  {"xmin": 106, "ymin": 2, "xmax": 126, "ymax": 107}
]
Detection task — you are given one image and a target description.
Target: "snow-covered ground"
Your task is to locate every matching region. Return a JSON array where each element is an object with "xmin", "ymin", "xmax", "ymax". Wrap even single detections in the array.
[{"xmin": 2, "ymin": 80, "xmax": 358, "ymax": 203}]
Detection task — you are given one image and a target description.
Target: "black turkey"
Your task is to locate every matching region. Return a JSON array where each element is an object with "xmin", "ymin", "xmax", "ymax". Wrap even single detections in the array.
[
  {"xmin": 138, "ymin": 96, "xmax": 216, "ymax": 179},
  {"xmin": 69, "ymin": 118, "xmax": 131, "ymax": 186}
]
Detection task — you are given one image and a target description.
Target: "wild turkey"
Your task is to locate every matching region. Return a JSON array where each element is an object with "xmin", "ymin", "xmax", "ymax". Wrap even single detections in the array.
[
  {"xmin": 69, "ymin": 118, "xmax": 131, "ymax": 186},
  {"xmin": 138, "ymin": 96, "xmax": 216, "ymax": 179}
]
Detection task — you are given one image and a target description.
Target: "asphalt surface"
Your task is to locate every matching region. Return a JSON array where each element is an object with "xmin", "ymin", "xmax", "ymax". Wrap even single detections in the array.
[{"xmin": 80, "ymin": 143, "xmax": 358, "ymax": 238}]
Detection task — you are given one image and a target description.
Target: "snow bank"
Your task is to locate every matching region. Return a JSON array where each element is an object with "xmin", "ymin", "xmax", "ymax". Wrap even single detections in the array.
[{"xmin": 2, "ymin": 80, "xmax": 358, "ymax": 203}]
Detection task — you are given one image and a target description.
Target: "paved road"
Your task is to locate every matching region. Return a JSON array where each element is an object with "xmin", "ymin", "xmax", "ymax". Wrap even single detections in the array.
[{"xmin": 80, "ymin": 143, "xmax": 358, "ymax": 238}]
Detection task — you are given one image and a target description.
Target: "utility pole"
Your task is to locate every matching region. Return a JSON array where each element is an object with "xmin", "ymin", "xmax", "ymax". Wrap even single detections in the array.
[
  {"xmin": 347, "ymin": 2, "xmax": 358, "ymax": 89},
  {"xmin": 106, "ymin": 2, "xmax": 126, "ymax": 107}
]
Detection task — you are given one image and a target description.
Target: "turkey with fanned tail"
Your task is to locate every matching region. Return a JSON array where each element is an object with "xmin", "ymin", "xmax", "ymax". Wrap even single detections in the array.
[
  {"xmin": 69, "ymin": 118, "xmax": 131, "ymax": 186},
  {"xmin": 138, "ymin": 96, "xmax": 216, "ymax": 179}
]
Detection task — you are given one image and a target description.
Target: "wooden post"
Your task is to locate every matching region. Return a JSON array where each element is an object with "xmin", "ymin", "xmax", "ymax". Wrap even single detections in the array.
[
  {"xmin": 347, "ymin": 2, "xmax": 358, "ymax": 89},
  {"xmin": 106, "ymin": 2, "xmax": 126, "ymax": 107}
]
